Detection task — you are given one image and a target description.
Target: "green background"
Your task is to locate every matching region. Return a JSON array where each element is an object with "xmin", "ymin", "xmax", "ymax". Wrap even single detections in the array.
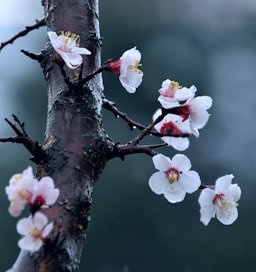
[{"xmin": 0, "ymin": 1, "xmax": 255, "ymax": 271}]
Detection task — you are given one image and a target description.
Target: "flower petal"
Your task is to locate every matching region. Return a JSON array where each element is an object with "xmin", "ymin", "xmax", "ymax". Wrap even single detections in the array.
[
  {"xmin": 34, "ymin": 212, "xmax": 48, "ymax": 230},
  {"xmin": 198, "ymin": 188, "xmax": 216, "ymax": 207},
  {"xmin": 179, "ymin": 170, "xmax": 201, "ymax": 193},
  {"xmin": 172, "ymin": 154, "xmax": 191, "ymax": 172},
  {"xmin": 59, "ymin": 52, "xmax": 83, "ymax": 69},
  {"xmin": 152, "ymin": 154, "xmax": 172, "ymax": 171},
  {"xmin": 227, "ymin": 184, "xmax": 241, "ymax": 202},
  {"xmin": 18, "ymin": 236, "xmax": 43, "ymax": 253},
  {"xmin": 194, "ymin": 96, "xmax": 213, "ymax": 110},
  {"xmin": 200, "ymin": 206, "xmax": 216, "ymax": 226},
  {"xmin": 149, "ymin": 172, "xmax": 168, "ymax": 195},
  {"xmin": 17, "ymin": 218, "xmax": 34, "ymax": 235},
  {"xmin": 162, "ymin": 137, "xmax": 189, "ymax": 151},
  {"xmin": 119, "ymin": 70, "xmax": 143, "ymax": 93},
  {"xmin": 198, "ymin": 188, "xmax": 216, "ymax": 225},
  {"xmin": 72, "ymin": 47, "xmax": 91, "ymax": 55},
  {"xmin": 163, "ymin": 183, "xmax": 186, "ymax": 203},
  {"xmin": 216, "ymin": 205, "xmax": 238, "ymax": 225},
  {"xmin": 158, "ymin": 96, "xmax": 179, "ymax": 109},
  {"xmin": 175, "ymin": 85, "xmax": 196, "ymax": 101},
  {"xmin": 9, "ymin": 203, "xmax": 25, "ymax": 217},
  {"xmin": 42, "ymin": 222, "xmax": 53, "ymax": 238},
  {"xmin": 215, "ymin": 175, "xmax": 234, "ymax": 194}
]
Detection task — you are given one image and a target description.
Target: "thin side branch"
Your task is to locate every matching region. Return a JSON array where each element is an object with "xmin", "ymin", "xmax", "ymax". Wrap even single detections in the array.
[
  {"xmin": 0, "ymin": 18, "xmax": 46, "ymax": 52},
  {"xmin": 107, "ymin": 143, "xmax": 166, "ymax": 160},
  {"xmin": 103, "ymin": 99, "xmax": 190, "ymax": 138},
  {"xmin": 56, "ymin": 61, "xmax": 74, "ymax": 89},
  {"xmin": 21, "ymin": 49, "xmax": 44, "ymax": 63},
  {"xmin": 76, "ymin": 65, "xmax": 108, "ymax": 88},
  {"xmin": 1, "ymin": 115, "xmax": 45, "ymax": 163}
]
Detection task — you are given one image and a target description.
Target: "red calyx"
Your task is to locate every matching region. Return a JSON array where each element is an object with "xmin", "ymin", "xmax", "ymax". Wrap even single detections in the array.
[
  {"xmin": 106, "ymin": 59, "xmax": 121, "ymax": 75},
  {"xmin": 176, "ymin": 105, "xmax": 191, "ymax": 121},
  {"xmin": 213, "ymin": 193, "xmax": 224, "ymax": 204},
  {"xmin": 160, "ymin": 121, "xmax": 183, "ymax": 136}
]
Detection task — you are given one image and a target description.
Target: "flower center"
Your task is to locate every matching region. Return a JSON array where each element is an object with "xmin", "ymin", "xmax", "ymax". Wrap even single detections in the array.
[
  {"xmin": 166, "ymin": 168, "xmax": 180, "ymax": 184},
  {"xmin": 160, "ymin": 121, "xmax": 182, "ymax": 136},
  {"xmin": 128, "ymin": 60, "xmax": 143, "ymax": 74},
  {"xmin": 59, "ymin": 31, "xmax": 80, "ymax": 52},
  {"xmin": 10, "ymin": 174, "xmax": 23, "ymax": 185},
  {"xmin": 213, "ymin": 193, "xmax": 239, "ymax": 209},
  {"xmin": 161, "ymin": 81, "xmax": 181, "ymax": 98},
  {"xmin": 30, "ymin": 228, "xmax": 42, "ymax": 239},
  {"xmin": 31, "ymin": 195, "xmax": 46, "ymax": 208}
]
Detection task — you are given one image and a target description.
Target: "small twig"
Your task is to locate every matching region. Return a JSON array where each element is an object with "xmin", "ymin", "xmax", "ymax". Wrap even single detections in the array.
[
  {"xmin": 76, "ymin": 65, "xmax": 108, "ymax": 88},
  {"xmin": 12, "ymin": 114, "xmax": 27, "ymax": 136},
  {"xmin": 21, "ymin": 49, "xmax": 43, "ymax": 62},
  {"xmin": 56, "ymin": 61, "xmax": 74, "ymax": 89},
  {"xmin": 199, "ymin": 184, "xmax": 215, "ymax": 190},
  {"xmin": 103, "ymin": 98, "xmax": 143, "ymax": 131},
  {"xmin": 107, "ymin": 143, "xmax": 159, "ymax": 160},
  {"xmin": 130, "ymin": 112, "xmax": 165, "ymax": 145},
  {"xmin": 78, "ymin": 63, "xmax": 84, "ymax": 81},
  {"xmin": 0, "ymin": 18, "xmax": 46, "ymax": 52},
  {"xmin": 1, "ymin": 115, "xmax": 45, "ymax": 163},
  {"xmin": 103, "ymin": 99, "xmax": 190, "ymax": 139}
]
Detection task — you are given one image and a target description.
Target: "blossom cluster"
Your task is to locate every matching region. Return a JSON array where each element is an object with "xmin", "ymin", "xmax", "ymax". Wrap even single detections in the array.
[
  {"xmin": 48, "ymin": 31, "xmax": 143, "ymax": 93},
  {"xmin": 147, "ymin": 79, "xmax": 241, "ymax": 225},
  {"xmin": 5, "ymin": 167, "xmax": 59, "ymax": 253},
  {"xmin": 47, "ymin": 30, "xmax": 241, "ymax": 226}
]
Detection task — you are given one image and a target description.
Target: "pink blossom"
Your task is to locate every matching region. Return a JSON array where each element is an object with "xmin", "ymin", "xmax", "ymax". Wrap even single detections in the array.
[
  {"xmin": 158, "ymin": 79, "xmax": 196, "ymax": 109},
  {"xmin": 6, "ymin": 167, "xmax": 37, "ymax": 217},
  {"xmin": 6, "ymin": 167, "xmax": 59, "ymax": 216},
  {"xmin": 17, "ymin": 212, "xmax": 53, "ymax": 253}
]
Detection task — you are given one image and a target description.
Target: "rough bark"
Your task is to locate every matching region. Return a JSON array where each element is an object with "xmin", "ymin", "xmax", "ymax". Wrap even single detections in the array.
[{"xmin": 11, "ymin": 0, "xmax": 109, "ymax": 271}]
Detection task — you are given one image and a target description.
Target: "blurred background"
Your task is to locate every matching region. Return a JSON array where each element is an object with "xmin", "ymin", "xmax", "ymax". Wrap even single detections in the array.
[{"xmin": 1, "ymin": 0, "xmax": 256, "ymax": 271}]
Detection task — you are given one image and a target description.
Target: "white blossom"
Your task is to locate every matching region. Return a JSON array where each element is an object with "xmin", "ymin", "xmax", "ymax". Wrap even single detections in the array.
[
  {"xmin": 149, "ymin": 154, "xmax": 201, "ymax": 203},
  {"xmin": 178, "ymin": 96, "xmax": 213, "ymax": 137},
  {"xmin": 17, "ymin": 212, "xmax": 53, "ymax": 253},
  {"xmin": 153, "ymin": 109, "xmax": 191, "ymax": 151},
  {"xmin": 158, "ymin": 79, "xmax": 196, "ymax": 109},
  {"xmin": 199, "ymin": 175, "xmax": 241, "ymax": 226},
  {"xmin": 107, "ymin": 47, "xmax": 143, "ymax": 93},
  {"xmin": 48, "ymin": 31, "xmax": 91, "ymax": 69}
]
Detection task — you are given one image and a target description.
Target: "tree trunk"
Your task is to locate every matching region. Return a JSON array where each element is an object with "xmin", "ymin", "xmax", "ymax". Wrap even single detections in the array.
[{"xmin": 11, "ymin": 0, "xmax": 108, "ymax": 271}]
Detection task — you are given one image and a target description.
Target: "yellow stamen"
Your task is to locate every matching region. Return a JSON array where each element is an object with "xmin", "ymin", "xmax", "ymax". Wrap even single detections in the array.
[
  {"xmin": 171, "ymin": 81, "xmax": 181, "ymax": 89},
  {"xmin": 128, "ymin": 60, "xmax": 143, "ymax": 74},
  {"xmin": 168, "ymin": 176, "xmax": 176, "ymax": 184},
  {"xmin": 31, "ymin": 229, "xmax": 41, "ymax": 238},
  {"xmin": 60, "ymin": 31, "xmax": 80, "ymax": 46}
]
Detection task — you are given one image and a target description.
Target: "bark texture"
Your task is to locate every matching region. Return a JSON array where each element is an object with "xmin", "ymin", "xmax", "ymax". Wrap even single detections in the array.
[{"xmin": 11, "ymin": 0, "xmax": 109, "ymax": 271}]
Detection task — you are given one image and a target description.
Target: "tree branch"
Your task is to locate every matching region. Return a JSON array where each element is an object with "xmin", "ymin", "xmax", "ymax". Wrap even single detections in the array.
[
  {"xmin": 107, "ymin": 143, "xmax": 169, "ymax": 160},
  {"xmin": 0, "ymin": 18, "xmax": 46, "ymax": 52},
  {"xmin": 1, "ymin": 115, "xmax": 45, "ymax": 163},
  {"xmin": 103, "ymin": 99, "xmax": 190, "ymax": 140},
  {"xmin": 55, "ymin": 61, "xmax": 74, "ymax": 89},
  {"xmin": 76, "ymin": 64, "xmax": 108, "ymax": 88},
  {"xmin": 21, "ymin": 49, "xmax": 44, "ymax": 63}
]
